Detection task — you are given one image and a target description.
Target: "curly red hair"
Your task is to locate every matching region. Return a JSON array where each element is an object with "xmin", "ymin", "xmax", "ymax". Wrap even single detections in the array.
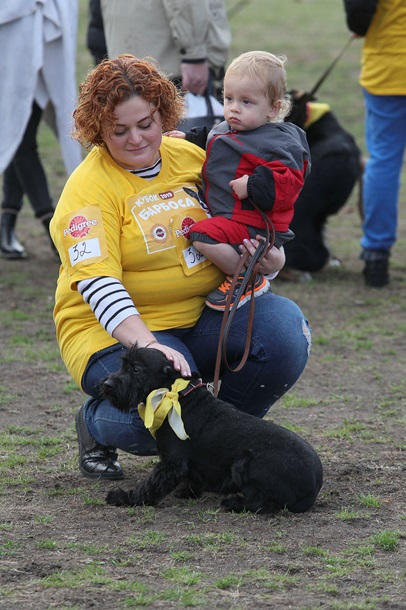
[{"xmin": 73, "ymin": 54, "xmax": 186, "ymax": 148}]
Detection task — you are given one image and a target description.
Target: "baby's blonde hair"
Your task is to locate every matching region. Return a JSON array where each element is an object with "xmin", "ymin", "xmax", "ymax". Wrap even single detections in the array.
[{"xmin": 226, "ymin": 50, "xmax": 292, "ymax": 122}]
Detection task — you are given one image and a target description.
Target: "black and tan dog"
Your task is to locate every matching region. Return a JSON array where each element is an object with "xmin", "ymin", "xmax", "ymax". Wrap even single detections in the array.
[{"xmin": 102, "ymin": 345, "xmax": 323, "ymax": 513}]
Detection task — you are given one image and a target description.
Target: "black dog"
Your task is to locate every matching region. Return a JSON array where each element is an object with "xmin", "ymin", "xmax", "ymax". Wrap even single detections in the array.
[{"xmin": 102, "ymin": 345, "xmax": 323, "ymax": 513}]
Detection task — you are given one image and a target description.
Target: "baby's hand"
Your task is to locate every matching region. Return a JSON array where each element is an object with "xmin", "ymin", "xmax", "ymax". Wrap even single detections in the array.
[
  {"xmin": 229, "ymin": 175, "xmax": 249, "ymax": 200},
  {"xmin": 165, "ymin": 130, "xmax": 186, "ymax": 139}
]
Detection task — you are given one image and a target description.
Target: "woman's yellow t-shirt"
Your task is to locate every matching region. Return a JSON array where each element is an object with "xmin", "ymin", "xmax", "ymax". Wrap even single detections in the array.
[{"xmin": 50, "ymin": 137, "xmax": 224, "ymax": 388}]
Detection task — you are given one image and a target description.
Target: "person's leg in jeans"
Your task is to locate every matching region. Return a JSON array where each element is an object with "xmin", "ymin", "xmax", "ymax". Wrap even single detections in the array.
[
  {"xmin": 81, "ymin": 346, "xmax": 159, "ymax": 456},
  {"xmin": 361, "ymin": 91, "xmax": 406, "ymax": 286},
  {"xmin": 183, "ymin": 291, "xmax": 311, "ymax": 418},
  {"xmin": 78, "ymin": 292, "xmax": 310, "ymax": 477},
  {"xmin": 135, "ymin": 293, "xmax": 310, "ymax": 418},
  {"xmin": 78, "ymin": 337, "xmax": 198, "ymax": 472}
]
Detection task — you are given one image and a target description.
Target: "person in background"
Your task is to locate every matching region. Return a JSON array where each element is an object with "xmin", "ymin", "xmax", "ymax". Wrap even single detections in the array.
[
  {"xmin": 100, "ymin": 0, "xmax": 230, "ymax": 101},
  {"xmin": 168, "ymin": 51, "xmax": 310, "ymax": 311},
  {"xmin": 343, "ymin": 0, "xmax": 406, "ymax": 287},
  {"xmin": 0, "ymin": 0, "xmax": 82, "ymax": 260},
  {"xmin": 50, "ymin": 55, "xmax": 311, "ymax": 480},
  {"xmin": 280, "ymin": 89, "xmax": 363, "ymax": 281},
  {"xmin": 86, "ymin": 0, "xmax": 107, "ymax": 65}
]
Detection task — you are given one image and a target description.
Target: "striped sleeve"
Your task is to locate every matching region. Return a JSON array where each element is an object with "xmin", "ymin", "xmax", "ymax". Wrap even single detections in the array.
[{"xmin": 77, "ymin": 277, "xmax": 139, "ymax": 335}]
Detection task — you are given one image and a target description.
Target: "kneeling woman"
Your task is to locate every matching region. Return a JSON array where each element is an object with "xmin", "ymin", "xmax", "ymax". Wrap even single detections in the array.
[{"xmin": 50, "ymin": 55, "xmax": 312, "ymax": 480}]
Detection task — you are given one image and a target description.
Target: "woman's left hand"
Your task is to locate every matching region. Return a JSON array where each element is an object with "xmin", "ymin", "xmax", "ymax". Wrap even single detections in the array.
[{"xmin": 239, "ymin": 237, "xmax": 286, "ymax": 276}]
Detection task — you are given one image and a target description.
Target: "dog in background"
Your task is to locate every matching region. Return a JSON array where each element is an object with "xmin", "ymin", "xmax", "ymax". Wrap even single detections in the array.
[{"xmin": 102, "ymin": 345, "xmax": 323, "ymax": 513}]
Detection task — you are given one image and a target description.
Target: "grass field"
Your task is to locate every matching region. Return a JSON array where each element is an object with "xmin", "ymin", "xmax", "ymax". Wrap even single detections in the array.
[{"xmin": 1, "ymin": 1, "xmax": 405, "ymax": 609}]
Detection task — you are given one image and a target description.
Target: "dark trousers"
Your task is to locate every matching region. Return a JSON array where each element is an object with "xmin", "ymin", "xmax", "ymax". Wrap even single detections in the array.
[
  {"xmin": 284, "ymin": 114, "xmax": 361, "ymax": 272},
  {"xmin": 1, "ymin": 101, "xmax": 53, "ymax": 218}
]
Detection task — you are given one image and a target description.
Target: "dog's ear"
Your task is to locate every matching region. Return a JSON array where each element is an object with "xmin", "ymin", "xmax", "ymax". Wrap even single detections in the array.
[
  {"xmin": 163, "ymin": 364, "xmax": 175, "ymax": 376},
  {"xmin": 128, "ymin": 343, "xmax": 140, "ymax": 358},
  {"xmin": 163, "ymin": 363, "xmax": 184, "ymax": 383}
]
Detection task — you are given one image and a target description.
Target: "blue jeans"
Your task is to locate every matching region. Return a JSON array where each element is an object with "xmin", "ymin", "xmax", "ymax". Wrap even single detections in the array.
[
  {"xmin": 81, "ymin": 292, "xmax": 311, "ymax": 455},
  {"xmin": 361, "ymin": 90, "xmax": 406, "ymax": 253}
]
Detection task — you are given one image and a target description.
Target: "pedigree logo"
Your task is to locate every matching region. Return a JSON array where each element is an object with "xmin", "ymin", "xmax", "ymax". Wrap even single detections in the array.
[
  {"xmin": 152, "ymin": 224, "xmax": 167, "ymax": 241},
  {"xmin": 64, "ymin": 215, "xmax": 98, "ymax": 238},
  {"xmin": 174, "ymin": 216, "xmax": 196, "ymax": 238}
]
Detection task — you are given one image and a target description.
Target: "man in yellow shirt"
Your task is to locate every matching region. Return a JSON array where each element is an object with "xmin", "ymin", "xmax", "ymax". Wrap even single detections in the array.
[{"xmin": 344, "ymin": 0, "xmax": 406, "ymax": 287}]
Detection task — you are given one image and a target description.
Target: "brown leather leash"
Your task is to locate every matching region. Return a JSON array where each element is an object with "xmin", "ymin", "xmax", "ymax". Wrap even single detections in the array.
[{"xmin": 213, "ymin": 207, "xmax": 275, "ymax": 397}]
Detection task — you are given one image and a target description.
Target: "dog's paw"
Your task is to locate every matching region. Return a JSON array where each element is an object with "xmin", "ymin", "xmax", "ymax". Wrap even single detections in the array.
[
  {"xmin": 221, "ymin": 495, "xmax": 247, "ymax": 513},
  {"xmin": 106, "ymin": 487, "xmax": 131, "ymax": 506}
]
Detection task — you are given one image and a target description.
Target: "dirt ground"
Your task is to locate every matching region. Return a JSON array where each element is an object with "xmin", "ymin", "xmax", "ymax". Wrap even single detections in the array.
[{"xmin": 1, "ymin": 204, "xmax": 405, "ymax": 609}]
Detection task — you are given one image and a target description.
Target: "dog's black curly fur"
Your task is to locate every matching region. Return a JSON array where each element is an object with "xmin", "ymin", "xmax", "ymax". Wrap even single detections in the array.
[{"xmin": 102, "ymin": 345, "xmax": 323, "ymax": 513}]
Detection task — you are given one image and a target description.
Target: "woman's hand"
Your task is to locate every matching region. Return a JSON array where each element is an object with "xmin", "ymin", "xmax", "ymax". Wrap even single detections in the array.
[
  {"xmin": 239, "ymin": 237, "xmax": 286, "ymax": 276},
  {"xmin": 181, "ymin": 61, "xmax": 209, "ymax": 96},
  {"xmin": 148, "ymin": 343, "xmax": 191, "ymax": 378},
  {"xmin": 112, "ymin": 316, "xmax": 191, "ymax": 378}
]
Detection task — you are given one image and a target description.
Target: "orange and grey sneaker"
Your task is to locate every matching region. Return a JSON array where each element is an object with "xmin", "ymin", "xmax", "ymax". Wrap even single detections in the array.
[{"xmin": 205, "ymin": 273, "xmax": 270, "ymax": 311}]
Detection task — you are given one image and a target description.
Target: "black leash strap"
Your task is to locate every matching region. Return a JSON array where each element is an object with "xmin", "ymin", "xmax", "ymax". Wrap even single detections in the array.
[{"xmin": 309, "ymin": 35, "xmax": 354, "ymax": 98}]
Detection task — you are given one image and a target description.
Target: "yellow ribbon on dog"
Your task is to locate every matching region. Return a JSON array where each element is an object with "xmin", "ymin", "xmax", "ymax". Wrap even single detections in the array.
[{"xmin": 138, "ymin": 378, "xmax": 190, "ymax": 440}]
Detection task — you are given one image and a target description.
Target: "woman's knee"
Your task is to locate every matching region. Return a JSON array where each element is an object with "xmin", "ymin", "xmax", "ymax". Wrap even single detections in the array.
[
  {"xmin": 86, "ymin": 398, "xmax": 157, "ymax": 455},
  {"xmin": 82, "ymin": 345, "xmax": 126, "ymax": 397}
]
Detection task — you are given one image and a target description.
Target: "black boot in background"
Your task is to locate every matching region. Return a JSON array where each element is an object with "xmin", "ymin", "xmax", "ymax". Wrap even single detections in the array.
[
  {"xmin": 40, "ymin": 212, "xmax": 60, "ymax": 261},
  {"xmin": 0, "ymin": 210, "xmax": 27, "ymax": 259},
  {"xmin": 361, "ymin": 250, "xmax": 390, "ymax": 288}
]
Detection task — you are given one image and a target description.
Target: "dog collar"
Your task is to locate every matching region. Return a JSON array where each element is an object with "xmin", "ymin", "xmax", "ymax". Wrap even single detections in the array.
[
  {"xmin": 178, "ymin": 378, "xmax": 206, "ymax": 397},
  {"xmin": 138, "ymin": 378, "xmax": 191, "ymax": 440}
]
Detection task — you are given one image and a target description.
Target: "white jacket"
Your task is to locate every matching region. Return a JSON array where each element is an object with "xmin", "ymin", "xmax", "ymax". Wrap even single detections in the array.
[
  {"xmin": 0, "ymin": 0, "xmax": 82, "ymax": 174},
  {"xmin": 100, "ymin": 0, "xmax": 230, "ymax": 77}
]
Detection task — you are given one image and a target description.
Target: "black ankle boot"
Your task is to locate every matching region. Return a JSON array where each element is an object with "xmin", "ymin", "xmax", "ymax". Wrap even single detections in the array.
[
  {"xmin": 0, "ymin": 211, "xmax": 27, "ymax": 259},
  {"xmin": 361, "ymin": 250, "xmax": 390, "ymax": 288},
  {"xmin": 75, "ymin": 405, "xmax": 124, "ymax": 480}
]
